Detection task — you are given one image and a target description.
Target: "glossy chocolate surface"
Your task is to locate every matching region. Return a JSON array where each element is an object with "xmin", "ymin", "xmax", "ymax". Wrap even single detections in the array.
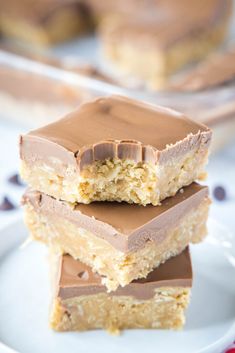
[{"xmin": 20, "ymin": 96, "xmax": 211, "ymax": 169}]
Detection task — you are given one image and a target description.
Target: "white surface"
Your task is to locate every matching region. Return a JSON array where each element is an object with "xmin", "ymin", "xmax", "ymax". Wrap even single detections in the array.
[{"xmin": 0, "ymin": 219, "xmax": 234, "ymax": 353}]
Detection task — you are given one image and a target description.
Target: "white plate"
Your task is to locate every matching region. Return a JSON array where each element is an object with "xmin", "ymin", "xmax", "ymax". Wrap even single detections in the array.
[{"xmin": 0, "ymin": 219, "xmax": 234, "ymax": 353}]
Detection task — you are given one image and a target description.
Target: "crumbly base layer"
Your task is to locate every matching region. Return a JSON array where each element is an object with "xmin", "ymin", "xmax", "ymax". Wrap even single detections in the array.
[
  {"xmin": 24, "ymin": 198, "xmax": 209, "ymax": 291},
  {"xmin": 21, "ymin": 147, "xmax": 208, "ymax": 206},
  {"xmin": 50, "ymin": 287, "xmax": 191, "ymax": 332},
  {"xmin": 101, "ymin": 17, "xmax": 229, "ymax": 89}
]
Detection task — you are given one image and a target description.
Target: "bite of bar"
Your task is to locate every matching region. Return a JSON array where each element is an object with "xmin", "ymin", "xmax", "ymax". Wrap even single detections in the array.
[{"xmin": 20, "ymin": 96, "xmax": 212, "ymax": 206}]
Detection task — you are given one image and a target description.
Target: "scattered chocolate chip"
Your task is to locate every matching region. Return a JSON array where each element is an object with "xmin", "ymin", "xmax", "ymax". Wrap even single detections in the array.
[
  {"xmin": 7, "ymin": 173, "xmax": 25, "ymax": 187},
  {"xmin": 77, "ymin": 271, "xmax": 89, "ymax": 280},
  {"xmin": 213, "ymin": 186, "xmax": 226, "ymax": 201},
  {"xmin": 64, "ymin": 310, "xmax": 71, "ymax": 319},
  {"xmin": 0, "ymin": 196, "xmax": 16, "ymax": 211}
]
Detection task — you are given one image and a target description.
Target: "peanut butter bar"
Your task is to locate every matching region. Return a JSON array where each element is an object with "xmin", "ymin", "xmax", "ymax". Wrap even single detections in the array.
[
  {"xmin": 50, "ymin": 248, "xmax": 192, "ymax": 332},
  {"xmin": 22, "ymin": 183, "xmax": 209, "ymax": 291},
  {"xmin": 20, "ymin": 96, "xmax": 211, "ymax": 206},
  {"xmin": 100, "ymin": 0, "xmax": 232, "ymax": 89}
]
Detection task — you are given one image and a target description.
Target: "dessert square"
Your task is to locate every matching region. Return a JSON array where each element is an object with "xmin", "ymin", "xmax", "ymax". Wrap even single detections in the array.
[
  {"xmin": 50, "ymin": 247, "xmax": 192, "ymax": 333},
  {"xmin": 20, "ymin": 95, "xmax": 211, "ymax": 206},
  {"xmin": 100, "ymin": 0, "xmax": 232, "ymax": 88},
  {"xmin": 22, "ymin": 183, "xmax": 209, "ymax": 291}
]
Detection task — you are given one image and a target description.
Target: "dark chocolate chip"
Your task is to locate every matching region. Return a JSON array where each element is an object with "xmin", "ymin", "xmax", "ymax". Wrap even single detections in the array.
[
  {"xmin": 7, "ymin": 173, "xmax": 25, "ymax": 187},
  {"xmin": 0, "ymin": 196, "xmax": 16, "ymax": 211},
  {"xmin": 64, "ymin": 310, "xmax": 71, "ymax": 319},
  {"xmin": 213, "ymin": 186, "xmax": 226, "ymax": 201},
  {"xmin": 77, "ymin": 271, "xmax": 89, "ymax": 280}
]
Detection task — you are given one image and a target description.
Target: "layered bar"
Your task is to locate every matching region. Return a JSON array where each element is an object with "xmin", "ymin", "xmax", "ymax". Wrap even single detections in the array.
[
  {"xmin": 50, "ymin": 248, "xmax": 192, "ymax": 332},
  {"xmin": 23, "ymin": 183, "xmax": 209, "ymax": 291},
  {"xmin": 20, "ymin": 96, "xmax": 212, "ymax": 206},
  {"xmin": 100, "ymin": 0, "xmax": 232, "ymax": 89}
]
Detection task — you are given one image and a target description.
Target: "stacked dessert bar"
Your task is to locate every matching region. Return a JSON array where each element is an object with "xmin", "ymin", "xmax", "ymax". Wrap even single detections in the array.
[{"xmin": 20, "ymin": 95, "xmax": 212, "ymax": 333}]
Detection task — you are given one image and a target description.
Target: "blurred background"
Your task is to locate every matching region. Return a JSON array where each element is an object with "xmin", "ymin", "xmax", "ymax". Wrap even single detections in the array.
[{"xmin": 0, "ymin": 0, "xmax": 235, "ymax": 233}]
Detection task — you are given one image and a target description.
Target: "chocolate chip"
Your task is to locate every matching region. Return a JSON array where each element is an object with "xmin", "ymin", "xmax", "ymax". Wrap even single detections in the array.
[
  {"xmin": 77, "ymin": 271, "xmax": 89, "ymax": 280},
  {"xmin": 7, "ymin": 173, "xmax": 24, "ymax": 187},
  {"xmin": 0, "ymin": 196, "xmax": 16, "ymax": 211},
  {"xmin": 213, "ymin": 186, "xmax": 226, "ymax": 201},
  {"xmin": 64, "ymin": 310, "xmax": 71, "ymax": 319}
]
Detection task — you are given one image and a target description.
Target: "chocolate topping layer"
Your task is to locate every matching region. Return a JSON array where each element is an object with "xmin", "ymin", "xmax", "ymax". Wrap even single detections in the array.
[
  {"xmin": 57, "ymin": 247, "xmax": 192, "ymax": 300},
  {"xmin": 20, "ymin": 96, "xmax": 211, "ymax": 169},
  {"xmin": 23, "ymin": 183, "xmax": 209, "ymax": 253}
]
